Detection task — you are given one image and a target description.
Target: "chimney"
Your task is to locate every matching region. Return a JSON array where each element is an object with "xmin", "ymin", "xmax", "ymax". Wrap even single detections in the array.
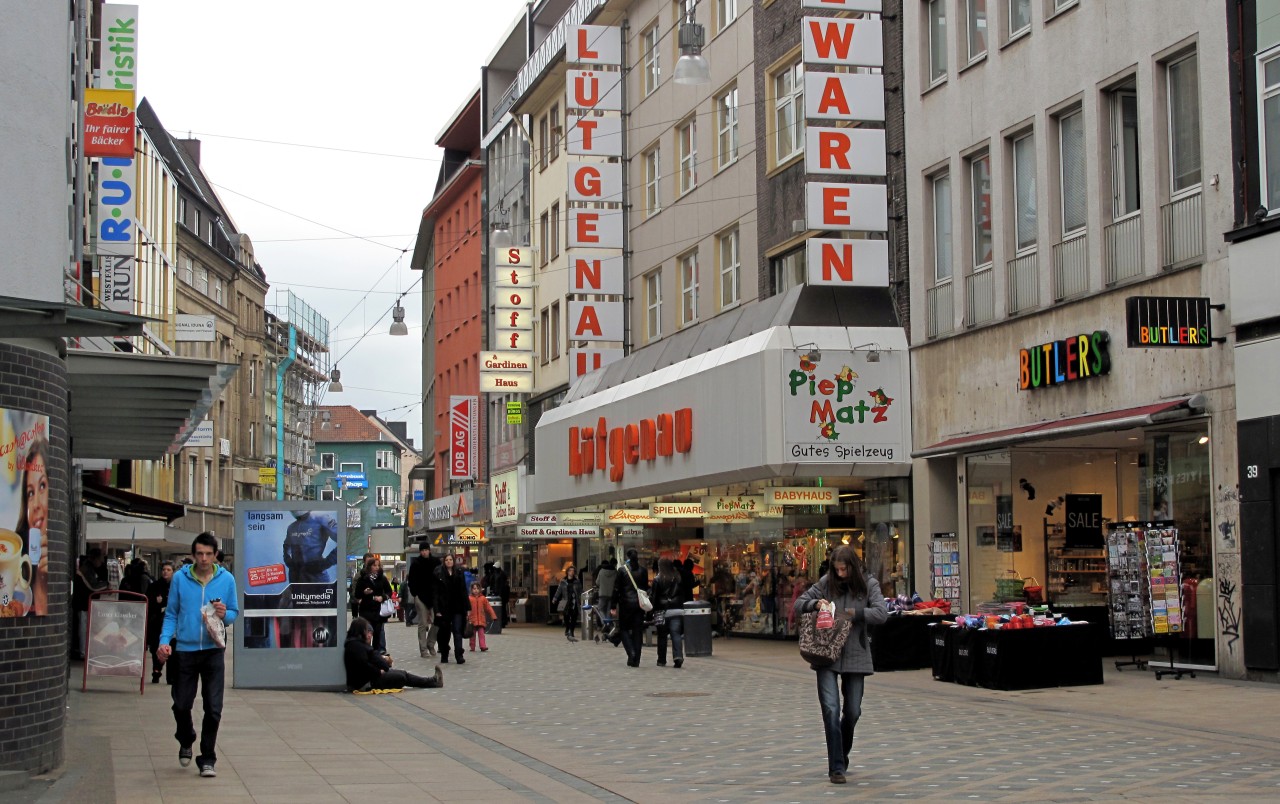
[{"xmin": 179, "ymin": 138, "xmax": 202, "ymax": 165}]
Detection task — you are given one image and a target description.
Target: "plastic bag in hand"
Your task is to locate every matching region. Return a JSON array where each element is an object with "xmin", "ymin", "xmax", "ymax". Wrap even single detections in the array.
[{"xmin": 202, "ymin": 602, "xmax": 226, "ymax": 648}]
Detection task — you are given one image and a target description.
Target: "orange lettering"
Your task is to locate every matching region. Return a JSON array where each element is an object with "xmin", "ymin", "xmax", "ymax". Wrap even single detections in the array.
[
  {"xmin": 807, "ymin": 19, "xmax": 855, "ymax": 61},
  {"xmin": 575, "ymin": 212, "xmax": 599, "ymax": 243},
  {"xmin": 575, "ymin": 28, "xmax": 599, "ymax": 60},
  {"xmin": 574, "ymin": 305, "xmax": 604, "ymax": 337},
  {"xmin": 822, "ymin": 186, "xmax": 852, "ymax": 226},
  {"xmin": 574, "ymin": 257, "xmax": 602, "ymax": 291},
  {"xmin": 818, "ymin": 76, "xmax": 851, "ymax": 116},
  {"xmin": 819, "ymin": 130, "xmax": 852, "ymax": 171}
]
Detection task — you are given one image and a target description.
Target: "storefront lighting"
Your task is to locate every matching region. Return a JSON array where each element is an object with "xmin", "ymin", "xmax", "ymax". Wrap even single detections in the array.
[
  {"xmin": 1197, "ymin": 435, "xmax": 1209, "ymax": 445},
  {"xmin": 797, "ymin": 342, "xmax": 822, "ymax": 362},
  {"xmin": 854, "ymin": 342, "xmax": 882, "ymax": 362}
]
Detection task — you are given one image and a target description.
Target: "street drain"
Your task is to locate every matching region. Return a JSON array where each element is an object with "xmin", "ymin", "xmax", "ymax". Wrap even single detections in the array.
[{"xmin": 648, "ymin": 691, "xmax": 711, "ymax": 698}]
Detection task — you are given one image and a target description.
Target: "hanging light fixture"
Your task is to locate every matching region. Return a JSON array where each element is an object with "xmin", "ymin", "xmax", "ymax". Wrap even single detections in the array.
[
  {"xmin": 329, "ymin": 367, "xmax": 344, "ymax": 392},
  {"xmin": 389, "ymin": 303, "xmax": 409, "ymax": 336},
  {"xmin": 673, "ymin": 5, "xmax": 710, "ymax": 85},
  {"xmin": 491, "ymin": 215, "xmax": 513, "ymax": 248}
]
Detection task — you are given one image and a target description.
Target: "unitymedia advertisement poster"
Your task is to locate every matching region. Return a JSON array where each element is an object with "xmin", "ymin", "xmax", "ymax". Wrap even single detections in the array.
[{"xmin": 233, "ymin": 501, "xmax": 346, "ymax": 689}]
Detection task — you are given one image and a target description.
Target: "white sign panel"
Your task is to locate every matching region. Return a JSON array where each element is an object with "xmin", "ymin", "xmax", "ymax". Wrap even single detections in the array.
[
  {"xmin": 568, "ymin": 114, "xmax": 623, "ymax": 156},
  {"xmin": 701, "ymin": 496, "xmax": 766, "ymax": 515},
  {"xmin": 803, "ymin": 17, "xmax": 883, "ymax": 67},
  {"xmin": 494, "ymin": 264, "xmax": 534, "ymax": 291},
  {"xmin": 517, "ymin": 525, "xmax": 600, "ymax": 539},
  {"xmin": 495, "ymin": 308, "xmax": 535, "ymax": 331},
  {"xmin": 805, "ymin": 182, "xmax": 888, "ymax": 231},
  {"xmin": 568, "ymin": 160, "xmax": 623, "ymax": 204},
  {"xmin": 805, "ymin": 238, "xmax": 890, "ymax": 287},
  {"xmin": 804, "ymin": 72, "xmax": 885, "ymax": 122},
  {"xmin": 175, "ymin": 314, "xmax": 216, "ymax": 341},
  {"xmin": 570, "ymin": 348, "xmax": 625, "ymax": 383},
  {"xmin": 525, "ymin": 512, "xmax": 602, "ymax": 525},
  {"xmin": 495, "ymin": 286, "xmax": 535, "ymax": 310},
  {"xmin": 494, "ymin": 330, "xmax": 533, "ymax": 350},
  {"xmin": 490, "ymin": 468, "xmax": 521, "ymax": 526},
  {"xmin": 186, "ymin": 419, "xmax": 214, "ymax": 448},
  {"xmin": 568, "ymin": 208, "xmax": 623, "ymax": 248},
  {"xmin": 481, "ymin": 372, "xmax": 533, "ymax": 392},
  {"xmin": 566, "ymin": 69, "xmax": 622, "ymax": 112},
  {"xmin": 495, "ymin": 246, "xmax": 535, "ymax": 268},
  {"xmin": 606, "ymin": 508, "xmax": 663, "ymax": 525},
  {"xmin": 783, "ymin": 349, "xmax": 906, "ymax": 464},
  {"xmin": 569, "ymin": 253, "xmax": 625, "ymax": 294},
  {"xmin": 765, "ymin": 487, "xmax": 839, "ymax": 506},
  {"xmin": 649, "ymin": 502, "xmax": 704, "ymax": 518},
  {"xmin": 568, "ymin": 300, "xmax": 624, "ymax": 342},
  {"xmin": 481, "ymin": 351, "xmax": 534, "ymax": 372},
  {"xmin": 804, "ymin": 127, "xmax": 886, "ymax": 177},
  {"xmin": 803, "ymin": 0, "xmax": 882, "ymax": 10},
  {"xmin": 568, "ymin": 25, "xmax": 622, "ymax": 64}
]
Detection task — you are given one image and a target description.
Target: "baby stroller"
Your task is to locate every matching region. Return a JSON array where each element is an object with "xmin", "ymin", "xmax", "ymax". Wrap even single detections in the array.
[{"xmin": 585, "ymin": 585, "xmax": 613, "ymax": 643}]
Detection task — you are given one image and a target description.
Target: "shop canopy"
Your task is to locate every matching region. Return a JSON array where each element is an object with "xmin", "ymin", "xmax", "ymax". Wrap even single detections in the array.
[
  {"xmin": 82, "ymin": 479, "xmax": 185, "ymax": 523},
  {"xmin": 913, "ymin": 395, "xmax": 1207, "ymax": 458}
]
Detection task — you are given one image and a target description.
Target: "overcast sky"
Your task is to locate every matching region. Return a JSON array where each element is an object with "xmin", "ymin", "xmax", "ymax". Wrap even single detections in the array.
[{"xmin": 137, "ymin": 0, "xmax": 530, "ymax": 451}]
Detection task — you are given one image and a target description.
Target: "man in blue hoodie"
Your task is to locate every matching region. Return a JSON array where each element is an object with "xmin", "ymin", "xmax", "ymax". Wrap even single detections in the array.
[{"xmin": 158, "ymin": 532, "xmax": 239, "ymax": 779}]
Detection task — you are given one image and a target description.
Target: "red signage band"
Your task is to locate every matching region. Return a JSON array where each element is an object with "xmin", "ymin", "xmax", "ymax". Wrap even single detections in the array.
[{"xmin": 568, "ymin": 408, "xmax": 693, "ymax": 482}]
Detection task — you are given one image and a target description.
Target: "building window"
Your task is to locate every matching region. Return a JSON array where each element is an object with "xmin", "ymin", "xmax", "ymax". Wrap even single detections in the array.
[
  {"xmin": 376, "ymin": 450, "xmax": 394, "ymax": 469},
  {"xmin": 538, "ymin": 114, "xmax": 548, "ymax": 171},
  {"xmin": 644, "ymin": 146, "xmax": 661, "ymax": 217},
  {"xmin": 716, "ymin": 86, "xmax": 739, "ymax": 168},
  {"xmin": 773, "ymin": 59, "xmax": 805, "ymax": 165},
  {"xmin": 187, "ymin": 455, "xmax": 196, "ymax": 502},
  {"xmin": 1109, "ymin": 87, "xmax": 1141, "ymax": 218},
  {"xmin": 1262, "ymin": 50, "xmax": 1280, "ymax": 211},
  {"xmin": 717, "ymin": 226, "xmax": 741, "ymax": 308},
  {"xmin": 320, "ymin": 487, "xmax": 335, "ymax": 501},
  {"xmin": 645, "ymin": 269, "xmax": 663, "ymax": 341},
  {"xmin": 203, "ymin": 459, "xmax": 211, "ymax": 506},
  {"xmin": 248, "ymin": 423, "xmax": 255, "ymax": 455},
  {"xmin": 320, "ymin": 452, "xmax": 335, "ymax": 470},
  {"xmin": 716, "ymin": 0, "xmax": 738, "ymax": 31},
  {"xmin": 550, "ymin": 301, "xmax": 561, "ymax": 358},
  {"xmin": 1058, "ymin": 109, "xmax": 1087, "ymax": 235},
  {"xmin": 248, "ymin": 362, "xmax": 255, "ymax": 396},
  {"xmin": 970, "ymin": 153, "xmax": 993, "ymax": 268},
  {"xmin": 642, "ymin": 24, "xmax": 660, "ymax": 96},
  {"xmin": 771, "ymin": 247, "xmax": 807, "ymax": 293},
  {"xmin": 539, "ymin": 211, "xmax": 550, "ymax": 265},
  {"xmin": 376, "ymin": 485, "xmax": 394, "ymax": 508},
  {"xmin": 1007, "ymin": 0, "xmax": 1031, "ymax": 38},
  {"xmin": 182, "ymin": 255, "xmax": 193, "ymax": 285},
  {"xmin": 213, "ymin": 276, "xmax": 223, "ymax": 305},
  {"xmin": 677, "ymin": 118, "xmax": 697, "ymax": 194},
  {"xmin": 679, "ymin": 250, "xmax": 699, "ymax": 326},
  {"xmin": 550, "ymin": 103, "xmax": 560, "ymax": 162},
  {"xmin": 1167, "ymin": 52, "xmax": 1202, "ymax": 195},
  {"xmin": 196, "ymin": 266, "xmax": 208, "ymax": 295},
  {"xmin": 932, "ymin": 173, "xmax": 953, "ymax": 282},
  {"xmin": 194, "ymin": 209, "xmax": 201, "ymax": 237},
  {"xmin": 540, "ymin": 307, "xmax": 550, "ymax": 365},
  {"xmin": 1012, "ymin": 133, "xmax": 1038, "ymax": 251},
  {"xmin": 551, "ymin": 202, "xmax": 560, "ymax": 258},
  {"xmin": 966, "ymin": 0, "xmax": 987, "ymax": 62},
  {"xmin": 339, "ymin": 462, "xmax": 363, "ymax": 474},
  {"xmin": 928, "ymin": 0, "xmax": 948, "ymax": 85}
]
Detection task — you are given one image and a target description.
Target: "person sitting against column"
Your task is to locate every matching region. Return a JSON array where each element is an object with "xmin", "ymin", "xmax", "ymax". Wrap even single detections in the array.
[{"xmin": 343, "ymin": 617, "xmax": 443, "ymax": 692}]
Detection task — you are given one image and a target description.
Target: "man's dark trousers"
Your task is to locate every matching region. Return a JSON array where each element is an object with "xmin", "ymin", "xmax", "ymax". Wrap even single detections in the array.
[{"xmin": 171, "ymin": 648, "xmax": 225, "ymax": 766}]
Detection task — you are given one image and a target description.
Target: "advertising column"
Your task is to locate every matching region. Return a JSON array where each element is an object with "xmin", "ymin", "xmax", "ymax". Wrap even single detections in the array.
[{"xmin": 233, "ymin": 501, "xmax": 346, "ymax": 689}]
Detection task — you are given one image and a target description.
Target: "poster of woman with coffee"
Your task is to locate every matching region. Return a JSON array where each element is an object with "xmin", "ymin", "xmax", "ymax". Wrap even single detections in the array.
[{"xmin": 0, "ymin": 409, "xmax": 50, "ymax": 618}]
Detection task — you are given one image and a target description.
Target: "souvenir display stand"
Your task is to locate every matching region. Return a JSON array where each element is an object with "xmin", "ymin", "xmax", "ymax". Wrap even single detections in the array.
[
  {"xmin": 1145, "ymin": 525, "xmax": 1195, "ymax": 680},
  {"xmin": 1105, "ymin": 523, "xmax": 1150, "ymax": 671}
]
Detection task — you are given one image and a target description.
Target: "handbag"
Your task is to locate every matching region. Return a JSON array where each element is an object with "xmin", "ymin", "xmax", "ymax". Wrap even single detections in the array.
[
  {"xmin": 379, "ymin": 598, "xmax": 397, "ymax": 618},
  {"xmin": 798, "ymin": 609, "xmax": 852, "ymax": 667},
  {"xmin": 464, "ymin": 621, "xmax": 475, "ymax": 639},
  {"xmin": 623, "ymin": 564, "xmax": 654, "ymax": 612}
]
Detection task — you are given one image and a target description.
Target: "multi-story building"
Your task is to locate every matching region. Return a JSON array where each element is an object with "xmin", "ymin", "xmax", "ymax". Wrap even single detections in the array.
[
  {"xmin": 1227, "ymin": 0, "xmax": 1280, "ymax": 680},
  {"xmin": 906, "ymin": 0, "xmax": 1239, "ymax": 675}
]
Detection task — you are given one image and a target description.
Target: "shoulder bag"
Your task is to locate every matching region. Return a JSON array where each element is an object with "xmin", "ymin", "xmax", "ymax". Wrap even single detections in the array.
[
  {"xmin": 798, "ymin": 607, "xmax": 852, "ymax": 667},
  {"xmin": 623, "ymin": 564, "xmax": 654, "ymax": 612}
]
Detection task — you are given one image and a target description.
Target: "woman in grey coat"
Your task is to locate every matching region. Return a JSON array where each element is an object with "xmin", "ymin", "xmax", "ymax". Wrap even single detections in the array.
[{"xmin": 792, "ymin": 545, "xmax": 888, "ymax": 785}]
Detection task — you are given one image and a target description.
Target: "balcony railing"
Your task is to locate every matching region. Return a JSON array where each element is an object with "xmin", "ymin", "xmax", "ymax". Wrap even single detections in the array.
[
  {"xmin": 926, "ymin": 282, "xmax": 955, "ymax": 339},
  {"xmin": 1006, "ymin": 251, "xmax": 1039, "ymax": 315},
  {"xmin": 1104, "ymin": 214, "xmax": 1144, "ymax": 285},
  {"xmin": 1161, "ymin": 191, "xmax": 1204, "ymax": 269},
  {"xmin": 965, "ymin": 268, "xmax": 995, "ymax": 327},
  {"xmin": 1052, "ymin": 232, "xmax": 1089, "ymax": 301}
]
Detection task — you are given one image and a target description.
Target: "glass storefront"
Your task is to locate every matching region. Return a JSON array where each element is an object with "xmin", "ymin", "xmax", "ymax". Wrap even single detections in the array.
[{"xmin": 963, "ymin": 422, "xmax": 1214, "ymax": 666}]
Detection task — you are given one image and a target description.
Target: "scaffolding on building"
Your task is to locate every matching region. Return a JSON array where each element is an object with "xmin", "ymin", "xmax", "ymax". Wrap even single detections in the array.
[{"xmin": 266, "ymin": 290, "xmax": 331, "ymax": 500}]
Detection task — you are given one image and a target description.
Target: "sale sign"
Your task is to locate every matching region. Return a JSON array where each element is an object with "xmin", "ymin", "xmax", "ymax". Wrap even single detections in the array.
[{"xmin": 449, "ymin": 396, "xmax": 478, "ymax": 481}]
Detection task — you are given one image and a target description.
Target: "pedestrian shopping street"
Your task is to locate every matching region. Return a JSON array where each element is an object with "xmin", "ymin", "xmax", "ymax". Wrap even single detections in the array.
[{"xmin": 31, "ymin": 620, "xmax": 1280, "ymax": 803}]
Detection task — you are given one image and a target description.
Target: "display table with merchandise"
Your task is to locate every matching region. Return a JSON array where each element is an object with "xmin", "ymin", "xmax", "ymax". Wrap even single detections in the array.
[
  {"xmin": 870, "ymin": 614, "xmax": 952, "ymax": 671},
  {"xmin": 929, "ymin": 622, "xmax": 1103, "ymax": 690}
]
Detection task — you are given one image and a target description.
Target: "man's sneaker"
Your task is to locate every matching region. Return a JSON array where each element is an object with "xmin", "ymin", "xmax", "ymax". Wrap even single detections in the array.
[
  {"xmin": 199, "ymin": 763, "xmax": 217, "ymax": 778},
  {"xmin": 829, "ymin": 772, "xmax": 847, "ymax": 785},
  {"xmin": 178, "ymin": 746, "xmax": 193, "ymax": 767},
  {"xmin": 433, "ymin": 665, "xmax": 444, "ymax": 687}
]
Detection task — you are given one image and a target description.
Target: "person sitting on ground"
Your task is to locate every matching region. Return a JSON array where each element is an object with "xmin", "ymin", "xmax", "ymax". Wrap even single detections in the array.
[{"xmin": 343, "ymin": 617, "xmax": 443, "ymax": 692}]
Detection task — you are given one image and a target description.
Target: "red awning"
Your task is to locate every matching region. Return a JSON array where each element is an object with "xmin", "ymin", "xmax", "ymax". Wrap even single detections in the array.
[{"xmin": 915, "ymin": 397, "xmax": 1204, "ymax": 458}]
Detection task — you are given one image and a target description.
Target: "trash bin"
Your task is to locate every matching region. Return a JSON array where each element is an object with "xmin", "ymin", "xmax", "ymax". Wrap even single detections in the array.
[
  {"xmin": 682, "ymin": 601, "xmax": 712, "ymax": 657},
  {"xmin": 487, "ymin": 596, "xmax": 503, "ymax": 634}
]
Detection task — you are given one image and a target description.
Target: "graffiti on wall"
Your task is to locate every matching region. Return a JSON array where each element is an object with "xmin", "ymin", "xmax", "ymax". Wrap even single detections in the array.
[
  {"xmin": 1217, "ymin": 553, "xmax": 1241, "ymax": 654},
  {"xmin": 1216, "ymin": 485, "xmax": 1239, "ymax": 551}
]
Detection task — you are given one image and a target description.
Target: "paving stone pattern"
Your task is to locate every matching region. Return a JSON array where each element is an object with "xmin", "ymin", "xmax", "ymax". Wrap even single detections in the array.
[{"xmin": 29, "ymin": 620, "xmax": 1280, "ymax": 802}]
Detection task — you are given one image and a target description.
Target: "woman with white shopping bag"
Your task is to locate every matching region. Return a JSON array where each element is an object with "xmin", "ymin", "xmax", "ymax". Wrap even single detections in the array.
[
  {"xmin": 352, "ymin": 556, "xmax": 394, "ymax": 652},
  {"xmin": 610, "ymin": 549, "xmax": 650, "ymax": 667},
  {"xmin": 792, "ymin": 545, "xmax": 888, "ymax": 786}
]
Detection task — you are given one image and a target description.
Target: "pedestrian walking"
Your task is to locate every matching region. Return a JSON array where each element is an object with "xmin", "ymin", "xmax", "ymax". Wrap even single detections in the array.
[
  {"xmin": 651, "ymin": 558, "xmax": 685, "ymax": 668},
  {"xmin": 157, "ymin": 532, "xmax": 239, "ymax": 779},
  {"xmin": 352, "ymin": 556, "xmax": 393, "ymax": 652},
  {"xmin": 552, "ymin": 565, "xmax": 581, "ymax": 642},
  {"xmin": 408, "ymin": 542, "xmax": 440, "ymax": 657},
  {"xmin": 145, "ymin": 561, "xmax": 174, "ymax": 684},
  {"xmin": 343, "ymin": 617, "xmax": 443, "ymax": 692},
  {"xmin": 611, "ymin": 549, "xmax": 649, "ymax": 667},
  {"xmin": 467, "ymin": 582, "xmax": 496, "ymax": 653},
  {"xmin": 791, "ymin": 545, "xmax": 887, "ymax": 785},
  {"xmin": 433, "ymin": 553, "xmax": 470, "ymax": 664}
]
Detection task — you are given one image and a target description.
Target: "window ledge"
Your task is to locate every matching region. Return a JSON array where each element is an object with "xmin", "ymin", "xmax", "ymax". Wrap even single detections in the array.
[
  {"xmin": 922, "ymin": 76, "xmax": 948, "ymax": 98},
  {"xmin": 959, "ymin": 53, "xmax": 987, "ymax": 75},
  {"xmin": 1001, "ymin": 29, "xmax": 1031, "ymax": 51},
  {"xmin": 1046, "ymin": 1, "xmax": 1080, "ymax": 24},
  {"xmin": 716, "ymin": 155, "xmax": 740, "ymax": 174},
  {"xmin": 766, "ymin": 152, "xmax": 804, "ymax": 178}
]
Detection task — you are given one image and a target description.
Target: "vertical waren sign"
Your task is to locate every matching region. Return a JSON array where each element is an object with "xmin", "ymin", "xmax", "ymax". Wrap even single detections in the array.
[{"xmin": 449, "ymin": 396, "xmax": 479, "ymax": 481}]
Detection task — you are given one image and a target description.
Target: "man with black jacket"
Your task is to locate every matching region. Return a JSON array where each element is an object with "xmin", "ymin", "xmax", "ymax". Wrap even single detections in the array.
[{"xmin": 407, "ymin": 542, "xmax": 439, "ymax": 659}]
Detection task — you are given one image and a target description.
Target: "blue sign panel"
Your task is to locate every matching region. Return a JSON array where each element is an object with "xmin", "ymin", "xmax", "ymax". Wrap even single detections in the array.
[{"xmin": 335, "ymin": 471, "xmax": 367, "ymax": 489}]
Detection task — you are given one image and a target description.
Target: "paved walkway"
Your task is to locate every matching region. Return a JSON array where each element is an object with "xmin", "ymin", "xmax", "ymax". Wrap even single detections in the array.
[{"xmin": 23, "ymin": 619, "xmax": 1280, "ymax": 802}]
